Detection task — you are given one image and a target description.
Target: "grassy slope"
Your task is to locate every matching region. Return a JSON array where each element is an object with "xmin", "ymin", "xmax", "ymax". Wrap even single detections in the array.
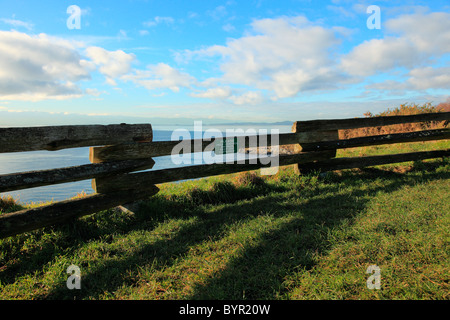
[
  {"xmin": 0, "ymin": 104, "xmax": 449, "ymax": 300},
  {"xmin": 0, "ymin": 142, "xmax": 448, "ymax": 300}
]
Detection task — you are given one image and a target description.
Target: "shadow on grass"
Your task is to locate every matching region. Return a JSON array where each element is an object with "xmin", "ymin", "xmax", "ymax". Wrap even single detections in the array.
[
  {"xmin": 190, "ymin": 162, "xmax": 450, "ymax": 299},
  {"xmin": 0, "ymin": 160, "xmax": 448, "ymax": 299},
  {"xmin": 0, "ymin": 175, "xmax": 282, "ymax": 290}
]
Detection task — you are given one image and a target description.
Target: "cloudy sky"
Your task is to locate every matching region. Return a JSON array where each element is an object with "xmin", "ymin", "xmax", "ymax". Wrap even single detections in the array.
[{"xmin": 0, "ymin": 0, "xmax": 449, "ymax": 126}]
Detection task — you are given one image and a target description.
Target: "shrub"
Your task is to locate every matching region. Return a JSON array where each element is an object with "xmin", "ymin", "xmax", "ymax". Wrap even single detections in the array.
[
  {"xmin": 232, "ymin": 172, "xmax": 266, "ymax": 188},
  {"xmin": 0, "ymin": 196, "xmax": 23, "ymax": 213},
  {"xmin": 340, "ymin": 103, "xmax": 449, "ymax": 139}
]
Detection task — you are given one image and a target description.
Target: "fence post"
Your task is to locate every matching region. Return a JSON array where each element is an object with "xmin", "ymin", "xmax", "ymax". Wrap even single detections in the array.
[
  {"xmin": 291, "ymin": 121, "xmax": 339, "ymax": 175},
  {"xmin": 89, "ymin": 124, "xmax": 158, "ymax": 214},
  {"xmin": 90, "ymin": 153, "xmax": 158, "ymax": 213}
]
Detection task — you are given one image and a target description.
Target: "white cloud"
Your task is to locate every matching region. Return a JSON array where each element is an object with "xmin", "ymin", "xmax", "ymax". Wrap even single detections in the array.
[
  {"xmin": 222, "ymin": 23, "xmax": 235, "ymax": 32},
  {"xmin": 229, "ymin": 91, "xmax": 264, "ymax": 105},
  {"xmin": 85, "ymin": 88, "xmax": 105, "ymax": 97},
  {"xmin": 187, "ymin": 12, "xmax": 199, "ymax": 19},
  {"xmin": 184, "ymin": 16, "xmax": 343, "ymax": 99},
  {"xmin": 340, "ymin": 37, "xmax": 420, "ymax": 76},
  {"xmin": 326, "ymin": 5, "xmax": 356, "ymax": 18},
  {"xmin": 0, "ymin": 30, "xmax": 139, "ymax": 101},
  {"xmin": 407, "ymin": 66, "xmax": 450, "ymax": 90},
  {"xmin": 143, "ymin": 16, "xmax": 175, "ymax": 27},
  {"xmin": 340, "ymin": 12, "xmax": 450, "ymax": 77},
  {"xmin": 385, "ymin": 12, "xmax": 450, "ymax": 55},
  {"xmin": 85, "ymin": 46, "xmax": 136, "ymax": 85},
  {"xmin": 0, "ymin": 31, "xmax": 90, "ymax": 101},
  {"xmin": 2, "ymin": 11, "xmax": 449, "ymax": 106},
  {"xmin": 0, "ymin": 18, "xmax": 33, "ymax": 30},
  {"xmin": 207, "ymin": 5, "xmax": 227, "ymax": 20},
  {"xmin": 190, "ymin": 86, "xmax": 232, "ymax": 99},
  {"xmin": 341, "ymin": 11, "xmax": 450, "ymax": 98},
  {"xmin": 180, "ymin": 12, "xmax": 450, "ymax": 103},
  {"xmin": 368, "ymin": 66, "xmax": 450, "ymax": 92},
  {"xmin": 190, "ymin": 86, "xmax": 266, "ymax": 106},
  {"xmin": 122, "ymin": 63, "xmax": 195, "ymax": 92},
  {"xmin": 117, "ymin": 29, "xmax": 128, "ymax": 39}
]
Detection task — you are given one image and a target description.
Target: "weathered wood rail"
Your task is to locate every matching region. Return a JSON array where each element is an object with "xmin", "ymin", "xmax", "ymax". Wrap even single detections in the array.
[{"xmin": 0, "ymin": 112, "xmax": 449, "ymax": 239}]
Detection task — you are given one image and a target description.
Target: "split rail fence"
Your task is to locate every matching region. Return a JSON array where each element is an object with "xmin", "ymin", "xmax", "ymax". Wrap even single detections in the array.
[{"xmin": 0, "ymin": 112, "xmax": 449, "ymax": 239}]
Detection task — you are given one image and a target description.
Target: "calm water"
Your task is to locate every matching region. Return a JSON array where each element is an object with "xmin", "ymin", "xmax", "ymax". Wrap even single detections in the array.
[{"xmin": 1, "ymin": 126, "xmax": 291, "ymax": 204}]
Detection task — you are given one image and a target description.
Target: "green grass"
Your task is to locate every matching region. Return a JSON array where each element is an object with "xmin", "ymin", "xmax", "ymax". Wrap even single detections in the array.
[{"xmin": 0, "ymin": 141, "xmax": 449, "ymax": 300}]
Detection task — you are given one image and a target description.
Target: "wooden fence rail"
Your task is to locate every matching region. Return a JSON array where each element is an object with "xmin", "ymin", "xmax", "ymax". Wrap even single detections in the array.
[
  {"xmin": 0, "ymin": 159, "xmax": 155, "ymax": 193},
  {"xmin": 0, "ymin": 112, "xmax": 449, "ymax": 239},
  {"xmin": 0, "ymin": 123, "xmax": 153, "ymax": 152}
]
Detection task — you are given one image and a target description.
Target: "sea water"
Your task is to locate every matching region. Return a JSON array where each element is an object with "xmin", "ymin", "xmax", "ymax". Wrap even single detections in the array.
[{"xmin": 0, "ymin": 126, "xmax": 291, "ymax": 204}]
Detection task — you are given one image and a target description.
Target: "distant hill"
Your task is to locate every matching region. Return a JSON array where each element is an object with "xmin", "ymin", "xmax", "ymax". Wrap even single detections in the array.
[
  {"xmin": 0, "ymin": 109, "xmax": 293, "ymax": 128},
  {"xmin": 209, "ymin": 120, "xmax": 293, "ymax": 126}
]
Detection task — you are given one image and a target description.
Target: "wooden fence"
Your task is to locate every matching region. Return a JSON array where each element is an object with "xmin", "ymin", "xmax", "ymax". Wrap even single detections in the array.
[{"xmin": 0, "ymin": 112, "xmax": 449, "ymax": 239}]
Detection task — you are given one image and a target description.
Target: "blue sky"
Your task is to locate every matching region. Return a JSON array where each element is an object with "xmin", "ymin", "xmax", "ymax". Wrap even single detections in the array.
[{"xmin": 0, "ymin": 0, "xmax": 449, "ymax": 126}]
